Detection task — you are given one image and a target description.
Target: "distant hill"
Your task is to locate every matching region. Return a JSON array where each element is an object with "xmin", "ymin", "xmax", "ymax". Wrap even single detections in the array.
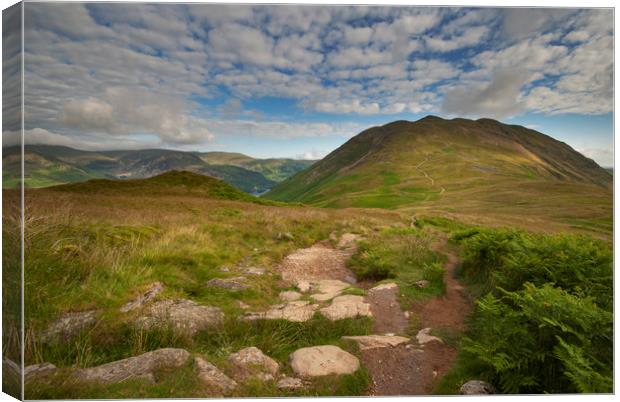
[
  {"xmin": 49, "ymin": 170, "xmax": 275, "ymax": 205},
  {"xmin": 265, "ymin": 116, "xmax": 612, "ymax": 233},
  {"xmin": 2, "ymin": 145, "xmax": 315, "ymax": 194}
]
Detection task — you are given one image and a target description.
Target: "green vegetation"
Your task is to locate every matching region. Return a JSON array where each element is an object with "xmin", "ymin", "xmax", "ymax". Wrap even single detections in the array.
[
  {"xmin": 347, "ymin": 227, "xmax": 446, "ymax": 306},
  {"xmin": 265, "ymin": 117, "xmax": 612, "ymax": 239},
  {"xmin": 438, "ymin": 228, "xmax": 612, "ymax": 394},
  {"xmin": 2, "ymin": 145, "xmax": 314, "ymax": 194}
]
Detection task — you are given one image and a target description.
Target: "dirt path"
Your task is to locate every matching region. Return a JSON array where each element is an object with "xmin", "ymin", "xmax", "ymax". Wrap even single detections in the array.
[{"xmin": 362, "ymin": 236, "xmax": 471, "ymax": 396}]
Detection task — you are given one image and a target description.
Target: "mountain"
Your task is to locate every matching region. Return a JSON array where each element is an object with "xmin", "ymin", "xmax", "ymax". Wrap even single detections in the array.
[
  {"xmin": 49, "ymin": 170, "xmax": 274, "ymax": 205},
  {"xmin": 2, "ymin": 145, "xmax": 314, "ymax": 194},
  {"xmin": 265, "ymin": 116, "xmax": 612, "ymax": 232}
]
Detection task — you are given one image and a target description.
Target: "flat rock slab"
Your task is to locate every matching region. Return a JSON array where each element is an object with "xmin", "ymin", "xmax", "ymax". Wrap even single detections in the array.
[
  {"xmin": 310, "ymin": 279, "xmax": 350, "ymax": 301},
  {"xmin": 368, "ymin": 282, "xmax": 398, "ymax": 294},
  {"xmin": 290, "ymin": 345, "xmax": 360, "ymax": 377},
  {"xmin": 416, "ymin": 328, "xmax": 443, "ymax": 345},
  {"xmin": 121, "ymin": 282, "xmax": 164, "ymax": 312},
  {"xmin": 76, "ymin": 348, "xmax": 190, "ymax": 384},
  {"xmin": 206, "ymin": 277, "xmax": 250, "ymax": 290},
  {"xmin": 279, "ymin": 291, "xmax": 302, "ymax": 301},
  {"xmin": 41, "ymin": 310, "xmax": 98, "ymax": 342},
  {"xmin": 228, "ymin": 347, "xmax": 279, "ymax": 382},
  {"xmin": 245, "ymin": 301, "xmax": 318, "ymax": 323},
  {"xmin": 342, "ymin": 335, "xmax": 410, "ymax": 350},
  {"xmin": 24, "ymin": 362, "xmax": 57, "ymax": 382},
  {"xmin": 279, "ymin": 242, "xmax": 357, "ymax": 284},
  {"xmin": 195, "ymin": 356, "xmax": 237, "ymax": 394},
  {"xmin": 320, "ymin": 295, "xmax": 372, "ymax": 321},
  {"xmin": 136, "ymin": 299, "xmax": 223, "ymax": 336},
  {"xmin": 277, "ymin": 376, "xmax": 305, "ymax": 390}
]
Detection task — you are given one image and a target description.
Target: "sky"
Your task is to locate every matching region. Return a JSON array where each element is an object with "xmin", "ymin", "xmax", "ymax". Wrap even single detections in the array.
[{"xmin": 2, "ymin": 4, "xmax": 614, "ymax": 166}]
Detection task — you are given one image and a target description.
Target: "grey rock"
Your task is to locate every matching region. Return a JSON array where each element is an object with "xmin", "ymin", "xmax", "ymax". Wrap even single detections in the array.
[
  {"xmin": 244, "ymin": 301, "xmax": 318, "ymax": 323},
  {"xmin": 228, "ymin": 347, "xmax": 279, "ymax": 382},
  {"xmin": 206, "ymin": 277, "xmax": 250, "ymax": 290},
  {"xmin": 76, "ymin": 348, "xmax": 190, "ymax": 384},
  {"xmin": 320, "ymin": 295, "xmax": 372, "ymax": 321},
  {"xmin": 194, "ymin": 356, "xmax": 237, "ymax": 393},
  {"xmin": 342, "ymin": 335, "xmax": 410, "ymax": 350},
  {"xmin": 24, "ymin": 362, "xmax": 57, "ymax": 382},
  {"xmin": 41, "ymin": 310, "xmax": 98, "ymax": 342},
  {"xmin": 276, "ymin": 232, "xmax": 295, "ymax": 241},
  {"xmin": 120, "ymin": 282, "xmax": 164, "ymax": 312},
  {"xmin": 136, "ymin": 299, "xmax": 223, "ymax": 336},
  {"xmin": 290, "ymin": 345, "xmax": 359, "ymax": 377},
  {"xmin": 416, "ymin": 328, "xmax": 443, "ymax": 346},
  {"xmin": 460, "ymin": 380, "xmax": 497, "ymax": 395},
  {"xmin": 243, "ymin": 266, "xmax": 266, "ymax": 275},
  {"xmin": 279, "ymin": 291, "xmax": 302, "ymax": 301},
  {"xmin": 277, "ymin": 376, "xmax": 304, "ymax": 390},
  {"xmin": 415, "ymin": 280, "xmax": 430, "ymax": 288}
]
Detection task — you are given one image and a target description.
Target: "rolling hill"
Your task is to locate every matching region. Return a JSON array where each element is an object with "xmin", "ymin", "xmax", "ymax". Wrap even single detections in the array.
[
  {"xmin": 265, "ymin": 116, "xmax": 612, "ymax": 234},
  {"xmin": 2, "ymin": 145, "xmax": 315, "ymax": 194}
]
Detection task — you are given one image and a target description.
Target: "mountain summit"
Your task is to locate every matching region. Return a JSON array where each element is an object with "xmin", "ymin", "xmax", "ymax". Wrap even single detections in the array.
[{"xmin": 265, "ymin": 116, "xmax": 611, "ymax": 229}]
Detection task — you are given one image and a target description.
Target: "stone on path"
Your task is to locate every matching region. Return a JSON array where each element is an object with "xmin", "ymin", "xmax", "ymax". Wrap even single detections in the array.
[
  {"xmin": 228, "ymin": 347, "xmax": 279, "ymax": 382},
  {"xmin": 277, "ymin": 376, "xmax": 304, "ymax": 390},
  {"xmin": 342, "ymin": 335, "xmax": 410, "ymax": 350},
  {"xmin": 416, "ymin": 328, "xmax": 443, "ymax": 345},
  {"xmin": 290, "ymin": 345, "xmax": 360, "ymax": 377},
  {"xmin": 136, "ymin": 299, "xmax": 223, "ymax": 336},
  {"xmin": 206, "ymin": 277, "xmax": 250, "ymax": 291},
  {"xmin": 320, "ymin": 295, "xmax": 372, "ymax": 321},
  {"xmin": 311, "ymin": 280, "xmax": 350, "ymax": 301},
  {"xmin": 245, "ymin": 301, "xmax": 318, "ymax": 323},
  {"xmin": 41, "ymin": 310, "xmax": 98, "ymax": 342},
  {"xmin": 194, "ymin": 356, "xmax": 237, "ymax": 393},
  {"xmin": 24, "ymin": 362, "xmax": 57, "ymax": 382},
  {"xmin": 460, "ymin": 380, "xmax": 497, "ymax": 395},
  {"xmin": 76, "ymin": 348, "xmax": 190, "ymax": 384},
  {"xmin": 368, "ymin": 282, "xmax": 398, "ymax": 294},
  {"xmin": 279, "ymin": 291, "xmax": 302, "ymax": 301},
  {"xmin": 121, "ymin": 282, "xmax": 164, "ymax": 312}
]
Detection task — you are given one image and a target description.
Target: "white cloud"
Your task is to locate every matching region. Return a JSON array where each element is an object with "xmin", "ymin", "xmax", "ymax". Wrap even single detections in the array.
[
  {"xmin": 441, "ymin": 69, "xmax": 529, "ymax": 119},
  {"xmin": 296, "ymin": 149, "xmax": 326, "ymax": 160},
  {"xmin": 577, "ymin": 147, "xmax": 613, "ymax": 168}
]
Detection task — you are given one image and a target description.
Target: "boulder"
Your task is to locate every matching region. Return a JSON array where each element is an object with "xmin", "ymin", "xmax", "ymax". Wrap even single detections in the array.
[
  {"xmin": 206, "ymin": 277, "xmax": 250, "ymax": 291},
  {"xmin": 290, "ymin": 345, "xmax": 359, "ymax": 377},
  {"xmin": 279, "ymin": 291, "xmax": 302, "ymax": 302},
  {"xmin": 368, "ymin": 282, "xmax": 398, "ymax": 294},
  {"xmin": 320, "ymin": 295, "xmax": 372, "ymax": 321},
  {"xmin": 228, "ymin": 347, "xmax": 279, "ymax": 382},
  {"xmin": 76, "ymin": 348, "xmax": 190, "ymax": 384},
  {"xmin": 310, "ymin": 279, "xmax": 350, "ymax": 301},
  {"xmin": 416, "ymin": 328, "xmax": 443, "ymax": 345},
  {"xmin": 120, "ymin": 282, "xmax": 164, "ymax": 312},
  {"xmin": 460, "ymin": 380, "xmax": 497, "ymax": 395},
  {"xmin": 277, "ymin": 376, "xmax": 304, "ymax": 390},
  {"xmin": 41, "ymin": 310, "xmax": 98, "ymax": 342},
  {"xmin": 244, "ymin": 301, "xmax": 318, "ymax": 323},
  {"xmin": 24, "ymin": 362, "xmax": 57, "ymax": 382},
  {"xmin": 342, "ymin": 335, "xmax": 409, "ymax": 350},
  {"xmin": 194, "ymin": 356, "xmax": 237, "ymax": 393},
  {"xmin": 136, "ymin": 299, "xmax": 223, "ymax": 336}
]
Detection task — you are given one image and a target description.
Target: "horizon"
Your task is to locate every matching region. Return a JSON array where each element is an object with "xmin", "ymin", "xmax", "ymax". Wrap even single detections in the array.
[{"xmin": 3, "ymin": 4, "xmax": 613, "ymax": 166}]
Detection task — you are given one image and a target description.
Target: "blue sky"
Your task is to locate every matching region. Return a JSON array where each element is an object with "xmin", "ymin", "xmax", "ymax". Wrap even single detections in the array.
[{"xmin": 5, "ymin": 4, "xmax": 614, "ymax": 165}]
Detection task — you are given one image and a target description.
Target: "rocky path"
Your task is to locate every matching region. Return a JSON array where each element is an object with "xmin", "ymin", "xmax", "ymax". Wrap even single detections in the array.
[{"xmin": 359, "ymin": 235, "xmax": 471, "ymax": 396}]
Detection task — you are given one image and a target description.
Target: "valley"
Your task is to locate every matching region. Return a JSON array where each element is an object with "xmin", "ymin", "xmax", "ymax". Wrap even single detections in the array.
[{"xmin": 2, "ymin": 116, "xmax": 613, "ymax": 398}]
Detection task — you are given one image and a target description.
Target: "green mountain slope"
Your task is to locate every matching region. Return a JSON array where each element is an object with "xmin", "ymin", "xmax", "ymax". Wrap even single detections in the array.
[
  {"xmin": 2, "ymin": 146, "xmax": 312, "ymax": 194},
  {"xmin": 49, "ymin": 170, "xmax": 274, "ymax": 205},
  {"xmin": 265, "ymin": 116, "xmax": 612, "ymax": 232}
]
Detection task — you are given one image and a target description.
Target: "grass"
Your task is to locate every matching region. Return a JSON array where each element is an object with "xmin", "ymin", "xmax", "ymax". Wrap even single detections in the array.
[
  {"xmin": 347, "ymin": 227, "xmax": 446, "ymax": 308},
  {"xmin": 13, "ymin": 182, "xmax": 403, "ymax": 398}
]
